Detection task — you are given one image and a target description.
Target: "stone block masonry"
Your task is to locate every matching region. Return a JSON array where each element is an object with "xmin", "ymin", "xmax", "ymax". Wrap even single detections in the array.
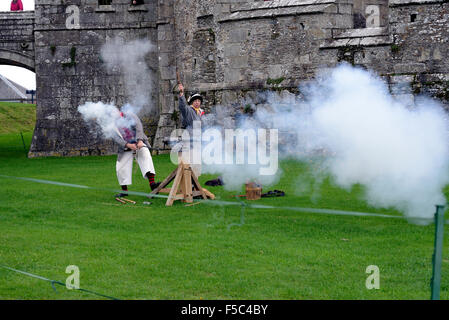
[
  {"xmin": 0, "ymin": 0, "xmax": 447, "ymax": 156},
  {"xmin": 30, "ymin": 0, "xmax": 159, "ymax": 157},
  {"xmin": 0, "ymin": 12, "xmax": 35, "ymax": 71}
]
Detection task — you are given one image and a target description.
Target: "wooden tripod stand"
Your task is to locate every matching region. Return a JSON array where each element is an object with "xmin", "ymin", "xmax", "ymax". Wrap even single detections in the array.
[{"xmin": 150, "ymin": 155, "xmax": 215, "ymax": 206}]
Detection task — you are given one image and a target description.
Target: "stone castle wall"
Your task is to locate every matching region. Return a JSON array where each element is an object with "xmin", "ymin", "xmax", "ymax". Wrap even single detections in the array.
[
  {"xmin": 30, "ymin": 0, "xmax": 159, "ymax": 157},
  {"xmin": 0, "ymin": 11, "xmax": 35, "ymax": 70},
  {"xmin": 1, "ymin": 0, "xmax": 448, "ymax": 156},
  {"xmin": 152, "ymin": 0, "xmax": 449, "ymax": 151}
]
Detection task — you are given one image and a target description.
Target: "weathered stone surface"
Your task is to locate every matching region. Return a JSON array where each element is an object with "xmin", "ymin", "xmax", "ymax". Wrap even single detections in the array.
[
  {"xmin": 0, "ymin": 12, "xmax": 35, "ymax": 71},
  {"xmin": 0, "ymin": 0, "xmax": 448, "ymax": 156}
]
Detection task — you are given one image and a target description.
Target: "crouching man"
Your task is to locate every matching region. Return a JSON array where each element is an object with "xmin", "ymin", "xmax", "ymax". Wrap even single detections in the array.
[{"xmin": 114, "ymin": 108, "xmax": 160, "ymax": 198}]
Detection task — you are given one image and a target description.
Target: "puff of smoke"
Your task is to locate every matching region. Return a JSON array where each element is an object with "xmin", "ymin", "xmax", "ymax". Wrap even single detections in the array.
[
  {"xmin": 184, "ymin": 64, "xmax": 449, "ymax": 221},
  {"xmin": 100, "ymin": 37, "xmax": 156, "ymax": 114},
  {"xmin": 77, "ymin": 101, "xmax": 136, "ymax": 143},
  {"xmin": 306, "ymin": 65, "xmax": 449, "ymax": 223},
  {"xmin": 200, "ymin": 108, "xmax": 281, "ymax": 191},
  {"xmin": 248, "ymin": 64, "xmax": 449, "ymax": 222},
  {"xmin": 200, "ymin": 64, "xmax": 449, "ymax": 221}
]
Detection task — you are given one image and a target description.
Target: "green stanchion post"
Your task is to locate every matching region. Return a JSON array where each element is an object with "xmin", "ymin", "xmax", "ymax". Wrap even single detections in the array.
[
  {"xmin": 431, "ymin": 205, "xmax": 445, "ymax": 300},
  {"xmin": 20, "ymin": 132, "xmax": 28, "ymax": 157}
]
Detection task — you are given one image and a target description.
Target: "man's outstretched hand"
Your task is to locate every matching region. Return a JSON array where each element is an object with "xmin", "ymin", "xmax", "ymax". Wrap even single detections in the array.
[{"xmin": 178, "ymin": 83, "xmax": 184, "ymax": 97}]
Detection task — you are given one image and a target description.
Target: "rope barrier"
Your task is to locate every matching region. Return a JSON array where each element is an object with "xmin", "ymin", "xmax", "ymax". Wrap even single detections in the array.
[
  {"xmin": 0, "ymin": 264, "xmax": 120, "ymax": 300},
  {"xmin": 0, "ymin": 174, "xmax": 170, "ymax": 200},
  {"xmin": 0, "ymin": 174, "xmax": 445, "ymax": 299},
  {"xmin": 0, "ymin": 174, "xmax": 439, "ymax": 223}
]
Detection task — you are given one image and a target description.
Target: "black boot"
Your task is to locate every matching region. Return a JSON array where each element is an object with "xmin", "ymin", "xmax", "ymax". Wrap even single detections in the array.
[
  {"xmin": 115, "ymin": 192, "xmax": 129, "ymax": 198},
  {"xmin": 116, "ymin": 185, "xmax": 128, "ymax": 197},
  {"xmin": 150, "ymin": 182, "xmax": 161, "ymax": 191}
]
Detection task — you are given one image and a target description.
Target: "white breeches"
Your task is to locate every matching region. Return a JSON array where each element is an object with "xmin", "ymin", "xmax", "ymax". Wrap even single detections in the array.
[{"xmin": 116, "ymin": 147, "xmax": 155, "ymax": 186}]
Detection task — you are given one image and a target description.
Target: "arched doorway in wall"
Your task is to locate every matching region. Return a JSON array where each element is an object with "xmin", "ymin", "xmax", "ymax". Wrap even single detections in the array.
[
  {"xmin": 0, "ymin": 63, "xmax": 36, "ymax": 102},
  {"xmin": 0, "ymin": 63, "xmax": 36, "ymax": 157}
]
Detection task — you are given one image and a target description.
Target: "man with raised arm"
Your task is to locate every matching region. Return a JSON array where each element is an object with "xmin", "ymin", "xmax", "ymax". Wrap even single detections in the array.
[
  {"xmin": 177, "ymin": 83, "xmax": 205, "ymax": 178},
  {"xmin": 178, "ymin": 83, "xmax": 204, "ymax": 129}
]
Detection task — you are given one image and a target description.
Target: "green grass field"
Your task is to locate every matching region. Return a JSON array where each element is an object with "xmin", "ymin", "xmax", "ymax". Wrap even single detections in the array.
[
  {"xmin": 1, "ymin": 103, "xmax": 449, "ymax": 299},
  {"xmin": 0, "ymin": 102, "xmax": 36, "ymax": 135}
]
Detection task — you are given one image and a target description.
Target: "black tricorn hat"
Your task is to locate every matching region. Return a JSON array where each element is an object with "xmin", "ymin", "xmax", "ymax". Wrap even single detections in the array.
[{"xmin": 188, "ymin": 93, "xmax": 203, "ymax": 105}]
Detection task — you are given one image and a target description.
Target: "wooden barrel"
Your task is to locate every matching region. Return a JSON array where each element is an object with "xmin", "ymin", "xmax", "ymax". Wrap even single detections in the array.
[{"xmin": 245, "ymin": 182, "xmax": 262, "ymax": 200}]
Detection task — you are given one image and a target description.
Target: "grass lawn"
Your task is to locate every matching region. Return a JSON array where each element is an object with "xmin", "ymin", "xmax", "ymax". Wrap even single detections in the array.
[
  {"xmin": 1, "ymin": 103, "xmax": 449, "ymax": 299},
  {"xmin": 0, "ymin": 102, "xmax": 36, "ymax": 135}
]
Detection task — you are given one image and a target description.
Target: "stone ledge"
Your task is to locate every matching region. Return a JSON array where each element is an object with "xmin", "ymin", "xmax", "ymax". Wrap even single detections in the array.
[
  {"xmin": 231, "ymin": 0, "xmax": 336, "ymax": 12},
  {"xmin": 33, "ymin": 0, "xmax": 64, "ymax": 4},
  {"xmin": 34, "ymin": 22, "xmax": 157, "ymax": 32},
  {"xmin": 332, "ymin": 27, "xmax": 389, "ymax": 39},
  {"xmin": 389, "ymin": 0, "xmax": 447, "ymax": 6},
  {"xmin": 219, "ymin": 4, "xmax": 335, "ymax": 23},
  {"xmin": 156, "ymin": 18, "xmax": 171, "ymax": 26},
  {"xmin": 320, "ymin": 35, "xmax": 393, "ymax": 49},
  {"xmin": 95, "ymin": 5, "xmax": 116, "ymax": 12},
  {"xmin": 128, "ymin": 6, "xmax": 148, "ymax": 12},
  {"xmin": 140, "ymin": 21, "xmax": 157, "ymax": 28},
  {"xmin": 0, "ymin": 37, "xmax": 34, "ymax": 42},
  {"xmin": 0, "ymin": 11, "xmax": 35, "ymax": 20},
  {"xmin": 188, "ymin": 81, "xmax": 302, "ymax": 92}
]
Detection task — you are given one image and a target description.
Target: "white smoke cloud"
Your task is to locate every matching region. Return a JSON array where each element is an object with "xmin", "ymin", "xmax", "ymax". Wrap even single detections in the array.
[
  {"xmin": 77, "ymin": 102, "xmax": 136, "ymax": 144},
  {"xmin": 78, "ymin": 38, "xmax": 155, "ymax": 143},
  {"xmin": 201, "ymin": 64, "xmax": 449, "ymax": 222},
  {"xmin": 197, "ymin": 123, "xmax": 280, "ymax": 191},
  {"xmin": 100, "ymin": 37, "xmax": 156, "ymax": 113},
  {"xmin": 303, "ymin": 65, "xmax": 449, "ymax": 222}
]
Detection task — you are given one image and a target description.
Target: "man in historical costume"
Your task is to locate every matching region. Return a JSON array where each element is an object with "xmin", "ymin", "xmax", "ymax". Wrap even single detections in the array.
[
  {"xmin": 178, "ymin": 83, "xmax": 205, "ymax": 129},
  {"xmin": 177, "ymin": 83, "xmax": 205, "ymax": 177},
  {"xmin": 114, "ymin": 109, "xmax": 160, "ymax": 198}
]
